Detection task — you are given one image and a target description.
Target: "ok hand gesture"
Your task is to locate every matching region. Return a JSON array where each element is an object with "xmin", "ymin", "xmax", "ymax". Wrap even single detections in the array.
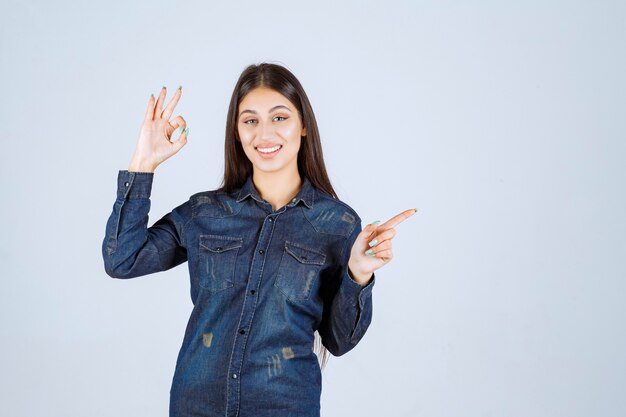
[
  {"xmin": 347, "ymin": 208, "xmax": 417, "ymax": 285},
  {"xmin": 128, "ymin": 86, "xmax": 189, "ymax": 173}
]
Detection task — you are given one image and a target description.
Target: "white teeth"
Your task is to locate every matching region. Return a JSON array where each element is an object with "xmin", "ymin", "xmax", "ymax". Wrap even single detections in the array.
[{"xmin": 257, "ymin": 145, "xmax": 281, "ymax": 153}]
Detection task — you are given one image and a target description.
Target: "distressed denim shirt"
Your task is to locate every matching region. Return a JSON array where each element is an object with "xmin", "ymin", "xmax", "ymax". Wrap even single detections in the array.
[{"xmin": 101, "ymin": 170, "xmax": 375, "ymax": 417}]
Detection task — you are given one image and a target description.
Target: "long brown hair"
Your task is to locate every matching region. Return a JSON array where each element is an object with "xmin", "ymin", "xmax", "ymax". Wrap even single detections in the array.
[{"xmin": 218, "ymin": 62, "xmax": 335, "ymax": 370}]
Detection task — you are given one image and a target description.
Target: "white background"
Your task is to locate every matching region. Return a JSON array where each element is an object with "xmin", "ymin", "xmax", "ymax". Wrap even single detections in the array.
[{"xmin": 1, "ymin": 1, "xmax": 624, "ymax": 416}]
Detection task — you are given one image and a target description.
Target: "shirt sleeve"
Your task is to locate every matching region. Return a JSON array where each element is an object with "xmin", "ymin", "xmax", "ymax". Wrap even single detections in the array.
[
  {"xmin": 102, "ymin": 170, "xmax": 190, "ymax": 279},
  {"xmin": 318, "ymin": 220, "xmax": 376, "ymax": 356}
]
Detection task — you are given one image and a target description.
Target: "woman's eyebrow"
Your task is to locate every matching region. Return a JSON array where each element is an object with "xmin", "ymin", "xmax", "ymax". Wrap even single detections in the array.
[
  {"xmin": 239, "ymin": 105, "xmax": 292, "ymax": 117},
  {"xmin": 268, "ymin": 105, "xmax": 292, "ymax": 113}
]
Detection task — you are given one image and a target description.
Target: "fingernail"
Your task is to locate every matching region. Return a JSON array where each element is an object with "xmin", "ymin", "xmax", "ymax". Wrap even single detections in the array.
[
  {"xmin": 413, "ymin": 208, "xmax": 418, "ymax": 213},
  {"xmin": 366, "ymin": 252, "xmax": 376, "ymax": 257},
  {"xmin": 370, "ymin": 220, "xmax": 380, "ymax": 225},
  {"xmin": 365, "ymin": 249, "xmax": 373, "ymax": 255},
  {"xmin": 162, "ymin": 86, "xmax": 166, "ymax": 90},
  {"xmin": 368, "ymin": 238, "xmax": 378, "ymax": 247},
  {"xmin": 178, "ymin": 85, "xmax": 182, "ymax": 91},
  {"xmin": 186, "ymin": 127, "xmax": 189, "ymax": 136}
]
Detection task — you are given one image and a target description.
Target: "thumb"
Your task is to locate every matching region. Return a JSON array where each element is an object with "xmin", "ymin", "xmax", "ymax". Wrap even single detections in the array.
[
  {"xmin": 172, "ymin": 127, "xmax": 188, "ymax": 152},
  {"xmin": 361, "ymin": 220, "xmax": 380, "ymax": 240}
]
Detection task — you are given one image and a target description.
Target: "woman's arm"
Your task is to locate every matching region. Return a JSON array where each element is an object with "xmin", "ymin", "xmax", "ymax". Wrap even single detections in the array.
[
  {"xmin": 102, "ymin": 86, "xmax": 191, "ymax": 278},
  {"xmin": 317, "ymin": 222, "xmax": 376, "ymax": 357}
]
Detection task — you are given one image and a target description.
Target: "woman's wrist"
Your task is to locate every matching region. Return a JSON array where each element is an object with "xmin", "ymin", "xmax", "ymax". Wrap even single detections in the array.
[
  {"xmin": 128, "ymin": 157, "xmax": 157, "ymax": 173},
  {"xmin": 348, "ymin": 266, "xmax": 373, "ymax": 286}
]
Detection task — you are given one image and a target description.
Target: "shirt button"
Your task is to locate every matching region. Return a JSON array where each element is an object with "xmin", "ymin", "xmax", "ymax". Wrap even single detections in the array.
[
  {"xmin": 268, "ymin": 218, "xmax": 273, "ymax": 222},
  {"xmin": 250, "ymin": 290, "xmax": 256, "ymax": 295},
  {"xmin": 232, "ymin": 374, "xmax": 237, "ymax": 379},
  {"xmin": 292, "ymin": 198, "xmax": 296, "ymax": 202},
  {"xmin": 124, "ymin": 182, "xmax": 129, "ymax": 187},
  {"xmin": 239, "ymin": 329, "xmax": 246, "ymax": 335},
  {"xmin": 259, "ymin": 249, "xmax": 264, "ymax": 255}
]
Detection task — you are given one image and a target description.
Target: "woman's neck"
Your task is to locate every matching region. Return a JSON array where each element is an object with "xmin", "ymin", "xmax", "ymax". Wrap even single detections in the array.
[{"xmin": 252, "ymin": 169, "xmax": 302, "ymax": 212}]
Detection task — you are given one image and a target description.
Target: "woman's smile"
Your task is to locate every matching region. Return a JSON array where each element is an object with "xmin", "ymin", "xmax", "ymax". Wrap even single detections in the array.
[{"xmin": 256, "ymin": 144, "xmax": 283, "ymax": 157}]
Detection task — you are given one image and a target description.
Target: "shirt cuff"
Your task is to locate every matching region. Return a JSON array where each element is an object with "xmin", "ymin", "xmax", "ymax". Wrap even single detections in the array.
[
  {"xmin": 116, "ymin": 170, "xmax": 154, "ymax": 200},
  {"xmin": 340, "ymin": 268, "xmax": 375, "ymax": 308}
]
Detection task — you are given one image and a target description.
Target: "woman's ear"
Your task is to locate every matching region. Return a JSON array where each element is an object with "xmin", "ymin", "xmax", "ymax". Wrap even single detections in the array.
[{"xmin": 301, "ymin": 126, "xmax": 307, "ymax": 137}]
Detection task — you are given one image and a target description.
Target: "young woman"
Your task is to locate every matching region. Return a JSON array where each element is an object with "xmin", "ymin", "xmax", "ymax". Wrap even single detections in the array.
[{"xmin": 102, "ymin": 63, "xmax": 415, "ymax": 417}]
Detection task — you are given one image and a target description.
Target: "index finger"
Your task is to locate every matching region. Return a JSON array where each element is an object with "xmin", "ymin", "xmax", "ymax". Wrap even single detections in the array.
[
  {"xmin": 377, "ymin": 208, "xmax": 417, "ymax": 230},
  {"xmin": 161, "ymin": 85, "xmax": 183, "ymax": 120}
]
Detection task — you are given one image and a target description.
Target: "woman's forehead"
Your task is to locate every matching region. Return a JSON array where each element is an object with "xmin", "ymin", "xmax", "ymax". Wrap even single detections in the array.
[{"xmin": 239, "ymin": 87, "xmax": 296, "ymax": 110}]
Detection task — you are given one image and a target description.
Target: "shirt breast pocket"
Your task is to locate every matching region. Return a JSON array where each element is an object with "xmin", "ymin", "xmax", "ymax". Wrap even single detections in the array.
[
  {"xmin": 198, "ymin": 234, "xmax": 243, "ymax": 292},
  {"xmin": 274, "ymin": 241, "xmax": 327, "ymax": 302}
]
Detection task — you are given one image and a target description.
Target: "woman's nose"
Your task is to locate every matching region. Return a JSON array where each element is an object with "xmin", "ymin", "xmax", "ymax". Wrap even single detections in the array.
[{"xmin": 260, "ymin": 120, "xmax": 275, "ymax": 139}]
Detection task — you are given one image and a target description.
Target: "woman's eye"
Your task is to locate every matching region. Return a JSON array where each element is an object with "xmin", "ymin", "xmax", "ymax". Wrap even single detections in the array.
[
  {"xmin": 274, "ymin": 116, "xmax": 287, "ymax": 122},
  {"xmin": 243, "ymin": 119, "xmax": 256, "ymax": 125}
]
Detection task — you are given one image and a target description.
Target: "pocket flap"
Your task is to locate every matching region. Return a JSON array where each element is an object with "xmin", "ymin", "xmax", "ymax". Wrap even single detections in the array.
[
  {"xmin": 284, "ymin": 241, "xmax": 326, "ymax": 265},
  {"xmin": 199, "ymin": 235, "xmax": 243, "ymax": 253}
]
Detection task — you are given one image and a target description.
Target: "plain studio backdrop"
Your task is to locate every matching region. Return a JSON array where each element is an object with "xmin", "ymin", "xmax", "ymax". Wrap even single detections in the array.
[{"xmin": 1, "ymin": 1, "xmax": 624, "ymax": 416}]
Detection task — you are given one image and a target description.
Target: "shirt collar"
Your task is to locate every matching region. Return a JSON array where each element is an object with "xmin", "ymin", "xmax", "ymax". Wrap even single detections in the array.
[{"xmin": 236, "ymin": 175, "xmax": 315, "ymax": 209}]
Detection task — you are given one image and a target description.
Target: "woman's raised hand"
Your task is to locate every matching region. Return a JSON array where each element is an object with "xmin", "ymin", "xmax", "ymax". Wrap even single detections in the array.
[
  {"xmin": 347, "ymin": 208, "xmax": 417, "ymax": 285},
  {"xmin": 128, "ymin": 86, "xmax": 188, "ymax": 172}
]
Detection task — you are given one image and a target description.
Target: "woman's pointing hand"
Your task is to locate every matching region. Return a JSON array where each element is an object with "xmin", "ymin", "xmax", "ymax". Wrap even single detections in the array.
[
  {"xmin": 128, "ymin": 86, "xmax": 189, "ymax": 173},
  {"xmin": 347, "ymin": 208, "xmax": 417, "ymax": 285}
]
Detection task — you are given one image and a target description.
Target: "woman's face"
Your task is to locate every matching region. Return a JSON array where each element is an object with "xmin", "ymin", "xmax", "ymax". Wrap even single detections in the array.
[{"xmin": 237, "ymin": 87, "xmax": 306, "ymax": 178}]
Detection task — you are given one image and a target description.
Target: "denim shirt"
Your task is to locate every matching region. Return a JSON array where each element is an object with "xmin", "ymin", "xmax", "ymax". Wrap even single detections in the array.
[{"xmin": 102, "ymin": 170, "xmax": 375, "ymax": 417}]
